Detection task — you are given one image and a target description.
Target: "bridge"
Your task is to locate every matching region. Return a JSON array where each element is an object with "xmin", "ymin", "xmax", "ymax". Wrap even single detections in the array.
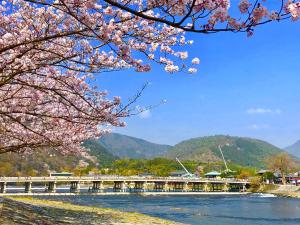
[{"xmin": 0, "ymin": 176, "xmax": 250, "ymax": 194}]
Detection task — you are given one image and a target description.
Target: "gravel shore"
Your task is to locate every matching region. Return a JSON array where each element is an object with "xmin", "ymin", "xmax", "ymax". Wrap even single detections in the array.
[{"xmin": 0, "ymin": 197, "xmax": 183, "ymax": 225}]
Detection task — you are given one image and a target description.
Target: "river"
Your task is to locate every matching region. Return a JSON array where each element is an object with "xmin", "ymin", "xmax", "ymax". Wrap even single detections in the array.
[{"xmin": 40, "ymin": 194, "xmax": 300, "ymax": 225}]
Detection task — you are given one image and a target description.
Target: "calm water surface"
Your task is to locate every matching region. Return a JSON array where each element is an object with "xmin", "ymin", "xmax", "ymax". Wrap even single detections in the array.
[{"xmin": 40, "ymin": 194, "xmax": 300, "ymax": 225}]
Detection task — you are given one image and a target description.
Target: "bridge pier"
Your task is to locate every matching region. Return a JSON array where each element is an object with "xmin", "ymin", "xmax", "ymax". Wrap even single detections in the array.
[
  {"xmin": 229, "ymin": 183, "xmax": 238, "ymax": 192},
  {"xmin": 133, "ymin": 181, "xmax": 146, "ymax": 192},
  {"xmin": 0, "ymin": 182, "xmax": 7, "ymax": 193},
  {"xmin": 25, "ymin": 182, "xmax": 32, "ymax": 193},
  {"xmin": 211, "ymin": 183, "xmax": 223, "ymax": 192},
  {"xmin": 142, "ymin": 182, "xmax": 148, "ymax": 192},
  {"xmin": 91, "ymin": 181, "xmax": 104, "ymax": 192},
  {"xmin": 223, "ymin": 183, "xmax": 229, "ymax": 192},
  {"xmin": 113, "ymin": 181, "xmax": 127, "ymax": 192},
  {"xmin": 128, "ymin": 182, "xmax": 135, "ymax": 192},
  {"xmin": 204, "ymin": 183, "xmax": 211, "ymax": 192},
  {"xmin": 163, "ymin": 182, "xmax": 169, "ymax": 192},
  {"xmin": 192, "ymin": 182, "xmax": 204, "ymax": 192},
  {"xmin": 121, "ymin": 181, "xmax": 127, "ymax": 192},
  {"xmin": 173, "ymin": 182, "xmax": 185, "ymax": 192},
  {"xmin": 183, "ymin": 182, "xmax": 189, "ymax": 192},
  {"xmin": 70, "ymin": 181, "xmax": 80, "ymax": 193},
  {"xmin": 154, "ymin": 182, "xmax": 164, "ymax": 191},
  {"xmin": 242, "ymin": 184, "xmax": 246, "ymax": 192},
  {"xmin": 228, "ymin": 183, "xmax": 246, "ymax": 192},
  {"xmin": 46, "ymin": 181, "xmax": 57, "ymax": 193}
]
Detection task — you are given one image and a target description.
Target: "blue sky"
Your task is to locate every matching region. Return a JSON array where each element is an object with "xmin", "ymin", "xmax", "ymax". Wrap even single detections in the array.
[{"xmin": 96, "ymin": 19, "xmax": 300, "ymax": 148}]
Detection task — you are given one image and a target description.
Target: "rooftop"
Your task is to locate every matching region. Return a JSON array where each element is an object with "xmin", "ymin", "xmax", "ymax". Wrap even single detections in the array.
[
  {"xmin": 257, "ymin": 169, "xmax": 271, "ymax": 174},
  {"xmin": 205, "ymin": 171, "xmax": 221, "ymax": 176}
]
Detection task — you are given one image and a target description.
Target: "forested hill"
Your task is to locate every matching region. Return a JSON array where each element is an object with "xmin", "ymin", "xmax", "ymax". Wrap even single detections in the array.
[
  {"xmin": 98, "ymin": 133, "xmax": 172, "ymax": 159},
  {"xmin": 0, "ymin": 139, "xmax": 117, "ymax": 176},
  {"xmin": 1, "ymin": 134, "xmax": 296, "ymax": 176},
  {"xmin": 0, "ymin": 133, "xmax": 172, "ymax": 176},
  {"xmin": 82, "ymin": 139, "xmax": 118, "ymax": 166},
  {"xmin": 165, "ymin": 135, "xmax": 285, "ymax": 167},
  {"xmin": 286, "ymin": 140, "xmax": 300, "ymax": 157}
]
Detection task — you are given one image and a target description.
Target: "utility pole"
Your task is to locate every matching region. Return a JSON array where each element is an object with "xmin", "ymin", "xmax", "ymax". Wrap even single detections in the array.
[
  {"xmin": 176, "ymin": 157, "xmax": 194, "ymax": 178},
  {"xmin": 218, "ymin": 145, "xmax": 230, "ymax": 173}
]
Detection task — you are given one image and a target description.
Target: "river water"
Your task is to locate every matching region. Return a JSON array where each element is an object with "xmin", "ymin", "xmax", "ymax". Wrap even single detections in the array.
[{"xmin": 40, "ymin": 194, "xmax": 300, "ymax": 225}]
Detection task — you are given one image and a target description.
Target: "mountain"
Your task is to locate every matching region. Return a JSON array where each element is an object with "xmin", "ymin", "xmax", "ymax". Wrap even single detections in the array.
[
  {"xmin": 165, "ymin": 135, "xmax": 285, "ymax": 167},
  {"xmin": 83, "ymin": 139, "xmax": 118, "ymax": 166},
  {"xmin": 0, "ymin": 150, "xmax": 83, "ymax": 177},
  {"xmin": 0, "ymin": 140, "xmax": 116, "ymax": 177},
  {"xmin": 98, "ymin": 133, "xmax": 172, "ymax": 159},
  {"xmin": 286, "ymin": 140, "xmax": 300, "ymax": 157}
]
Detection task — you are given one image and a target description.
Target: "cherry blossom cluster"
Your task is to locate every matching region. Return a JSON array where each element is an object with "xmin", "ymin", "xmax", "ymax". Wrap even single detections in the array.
[
  {"xmin": 104, "ymin": 0, "xmax": 300, "ymax": 36},
  {"xmin": 287, "ymin": 1, "xmax": 300, "ymax": 20},
  {"xmin": 0, "ymin": 0, "xmax": 299, "ymax": 155},
  {"xmin": 0, "ymin": 0, "xmax": 198, "ymax": 154},
  {"xmin": 0, "ymin": 68, "xmax": 125, "ymax": 154}
]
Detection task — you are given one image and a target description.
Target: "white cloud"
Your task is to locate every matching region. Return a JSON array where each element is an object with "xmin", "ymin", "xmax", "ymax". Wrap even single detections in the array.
[
  {"xmin": 138, "ymin": 109, "xmax": 151, "ymax": 119},
  {"xmin": 248, "ymin": 124, "xmax": 270, "ymax": 130},
  {"xmin": 136, "ymin": 105, "xmax": 151, "ymax": 119},
  {"xmin": 246, "ymin": 108, "xmax": 281, "ymax": 115}
]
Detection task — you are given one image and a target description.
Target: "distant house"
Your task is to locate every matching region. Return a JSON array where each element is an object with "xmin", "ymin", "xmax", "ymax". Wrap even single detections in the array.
[
  {"xmin": 257, "ymin": 169, "xmax": 274, "ymax": 184},
  {"xmin": 286, "ymin": 173, "xmax": 300, "ymax": 184},
  {"xmin": 274, "ymin": 172, "xmax": 300, "ymax": 185},
  {"xmin": 205, "ymin": 171, "xmax": 221, "ymax": 178},
  {"xmin": 256, "ymin": 169, "xmax": 271, "ymax": 176}
]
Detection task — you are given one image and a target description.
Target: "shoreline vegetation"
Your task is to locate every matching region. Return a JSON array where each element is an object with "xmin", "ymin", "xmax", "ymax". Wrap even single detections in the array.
[{"xmin": 0, "ymin": 197, "xmax": 183, "ymax": 225}]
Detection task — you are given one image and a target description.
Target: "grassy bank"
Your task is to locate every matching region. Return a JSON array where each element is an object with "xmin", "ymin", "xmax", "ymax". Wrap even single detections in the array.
[{"xmin": 0, "ymin": 197, "xmax": 183, "ymax": 225}]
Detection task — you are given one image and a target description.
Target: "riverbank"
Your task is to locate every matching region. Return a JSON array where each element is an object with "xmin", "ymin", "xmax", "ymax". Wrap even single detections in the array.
[
  {"xmin": 141, "ymin": 192, "xmax": 249, "ymax": 196},
  {"xmin": 0, "ymin": 197, "xmax": 183, "ymax": 225},
  {"xmin": 0, "ymin": 191, "xmax": 250, "ymax": 197},
  {"xmin": 258, "ymin": 184, "xmax": 300, "ymax": 198}
]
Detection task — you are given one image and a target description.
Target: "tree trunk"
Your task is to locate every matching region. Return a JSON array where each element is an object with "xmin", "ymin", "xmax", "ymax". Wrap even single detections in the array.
[{"xmin": 281, "ymin": 170, "xmax": 286, "ymax": 185}]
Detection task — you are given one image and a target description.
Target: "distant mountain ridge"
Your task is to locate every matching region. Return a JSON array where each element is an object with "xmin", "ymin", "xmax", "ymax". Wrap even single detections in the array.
[
  {"xmin": 165, "ymin": 135, "xmax": 285, "ymax": 167},
  {"xmin": 1, "ymin": 133, "xmax": 297, "ymax": 177},
  {"xmin": 82, "ymin": 139, "xmax": 118, "ymax": 166},
  {"xmin": 286, "ymin": 140, "xmax": 300, "ymax": 157},
  {"xmin": 98, "ymin": 133, "xmax": 172, "ymax": 159}
]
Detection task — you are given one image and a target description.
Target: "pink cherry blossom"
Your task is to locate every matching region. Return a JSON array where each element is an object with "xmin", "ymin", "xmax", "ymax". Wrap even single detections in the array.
[
  {"xmin": 188, "ymin": 68, "xmax": 197, "ymax": 73},
  {"xmin": 0, "ymin": 0, "xmax": 298, "ymax": 155},
  {"xmin": 287, "ymin": 2, "xmax": 300, "ymax": 20},
  {"xmin": 165, "ymin": 64, "xmax": 179, "ymax": 73},
  {"xmin": 192, "ymin": 58, "xmax": 200, "ymax": 65},
  {"xmin": 239, "ymin": 0, "xmax": 252, "ymax": 14}
]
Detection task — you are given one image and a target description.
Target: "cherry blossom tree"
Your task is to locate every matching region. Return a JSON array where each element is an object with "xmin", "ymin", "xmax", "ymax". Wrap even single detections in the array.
[
  {"xmin": 103, "ymin": 0, "xmax": 300, "ymax": 35},
  {"xmin": 0, "ymin": 0, "xmax": 299, "ymax": 155}
]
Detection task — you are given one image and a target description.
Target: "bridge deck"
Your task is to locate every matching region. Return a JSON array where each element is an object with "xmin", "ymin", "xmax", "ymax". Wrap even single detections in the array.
[{"xmin": 0, "ymin": 176, "xmax": 249, "ymax": 184}]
